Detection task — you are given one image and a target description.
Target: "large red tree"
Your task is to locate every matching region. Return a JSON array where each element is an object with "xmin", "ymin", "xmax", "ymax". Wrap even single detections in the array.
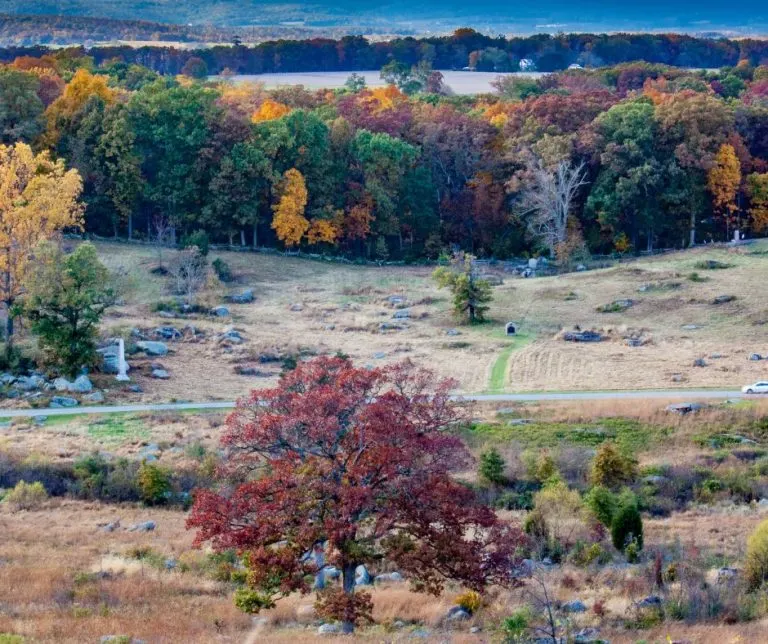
[{"xmin": 188, "ymin": 356, "xmax": 524, "ymax": 632}]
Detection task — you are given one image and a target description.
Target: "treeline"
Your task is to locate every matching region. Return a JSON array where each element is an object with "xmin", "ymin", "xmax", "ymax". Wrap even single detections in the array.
[
  {"xmin": 0, "ymin": 13, "xmax": 354, "ymax": 47},
  {"xmin": 2, "ymin": 30, "xmax": 768, "ymax": 75},
  {"xmin": 3, "ymin": 51, "xmax": 768, "ymax": 260}
]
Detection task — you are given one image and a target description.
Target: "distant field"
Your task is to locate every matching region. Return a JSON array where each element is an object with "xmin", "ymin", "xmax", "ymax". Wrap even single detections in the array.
[{"xmin": 217, "ymin": 70, "xmax": 544, "ymax": 94}]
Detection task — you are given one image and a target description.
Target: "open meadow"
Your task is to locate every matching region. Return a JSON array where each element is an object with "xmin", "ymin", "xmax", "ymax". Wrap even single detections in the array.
[{"xmin": 21, "ymin": 238, "xmax": 764, "ymax": 410}]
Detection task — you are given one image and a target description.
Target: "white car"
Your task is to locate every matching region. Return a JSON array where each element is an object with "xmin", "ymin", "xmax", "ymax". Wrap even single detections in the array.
[{"xmin": 742, "ymin": 381, "xmax": 768, "ymax": 394}]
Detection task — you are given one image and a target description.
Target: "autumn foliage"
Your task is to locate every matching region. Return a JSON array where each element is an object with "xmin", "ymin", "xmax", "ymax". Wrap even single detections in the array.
[
  {"xmin": 187, "ymin": 356, "xmax": 525, "ymax": 630},
  {"xmin": 270, "ymin": 168, "xmax": 308, "ymax": 246}
]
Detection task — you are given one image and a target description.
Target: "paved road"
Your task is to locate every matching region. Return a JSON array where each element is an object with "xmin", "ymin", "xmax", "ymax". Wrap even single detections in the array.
[{"xmin": 0, "ymin": 390, "xmax": 747, "ymax": 418}]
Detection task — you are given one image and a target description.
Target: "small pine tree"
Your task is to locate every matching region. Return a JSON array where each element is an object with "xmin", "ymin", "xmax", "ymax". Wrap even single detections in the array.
[
  {"xmin": 479, "ymin": 448, "xmax": 506, "ymax": 486},
  {"xmin": 585, "ymin": 485, "xmax": 617, "ymax": 528},
  {"xmin": 611, "ymin": 492, "xmax": 643, "ymax": 552},
  {"xmin": 590, "ymin": 442, "xmax": 637, "ymax": 489},
  {"xmin": 432, "ymin": 252, "xmax": 492, "ymax": 324}
]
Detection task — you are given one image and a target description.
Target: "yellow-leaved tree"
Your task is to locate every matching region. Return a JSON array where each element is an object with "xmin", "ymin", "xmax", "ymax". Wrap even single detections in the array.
[
  {"xmin": 45, "ymin": 69, "xmax": 116, "ymax": 146},
  {"xmin": 747, "ymin": 172, "xmax": 768, "ymax": 233},
  {"xmin": 0, "ymin": 143, "xmax": 84, "ymax": 346},
  {"xmin": 707, "ymin": 143, "xmax": 741, "ymax": 238},
  {"xmin": 271, "ymin": 168, "xmax": 308, "ymax": 247}
]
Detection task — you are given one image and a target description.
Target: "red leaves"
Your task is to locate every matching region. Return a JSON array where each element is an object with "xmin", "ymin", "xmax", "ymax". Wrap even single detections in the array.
[{"xmin": 188, "ymin": 356, "xmax": 525, "ymax": 615}]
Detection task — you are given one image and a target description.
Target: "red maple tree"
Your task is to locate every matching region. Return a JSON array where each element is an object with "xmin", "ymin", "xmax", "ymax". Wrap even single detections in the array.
[{"xmin": 187, "ymin": 356, "xmax": 525, "ymax": 632}]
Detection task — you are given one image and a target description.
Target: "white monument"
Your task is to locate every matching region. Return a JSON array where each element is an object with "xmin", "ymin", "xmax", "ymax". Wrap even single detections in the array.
[{"xmin": 116, "ymin": 338, "xmax": 130, "ymax": 382}]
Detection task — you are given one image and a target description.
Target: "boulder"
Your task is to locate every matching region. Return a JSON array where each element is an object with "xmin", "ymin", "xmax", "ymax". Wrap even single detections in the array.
[
  {"xmin": 12, "ymin": 375, "xmax": 46, "ymax": 391},
  {"xmin": 379, "ymin": 322, "xmax": 404, "ymax": 332},
  {"xmin": 387, "ymin": 295, "xmax": 407, "ymax": 306},
  {"xmin": 235, "ymin": 366, "xmax": 271, "ymax": 377},
  {"xmin": 85, "ymin": 391, "xmax": 105, "ymax": 403},
  {"xmin": 70, "ymin": 375, "xmax": 93, "ymax": 393},
  {"xmin": 152, "ymin": 369, "xmax": 170, "ymax": 379},
  {"xmin": 102, "ymin": 353, "xmax": 120, "ymax": 374},
  {"xmin": 318, "ymin": 623, "xmax": 341, "ymax": 635},
  {"xmin": 693, "ymin": 358, "xmax": 707, "ymax": 367},
  {"xmin": 712, "ymin": 295, "xmax": 736, "ymax": 305},
  {"xmin": 681, "ymin": 324, "xmax": 700, "ymax": 330},
  {"xmin": 446, "ymin": 329, "xmax": 461, "ymax": 336},
  {"xmin": 289, "ymin": 303, "xmax": 304, "ymax": 312},
  {"xmin": 355, "ymin": 564, "xmax": 371, "ymax": 585},
  {"xmin": 561, "ymin": 600, "xmax": 587, "ymax": 613},
  {"xmin": 128, "ymin": 521, "xmax": 156, "ymax": 532},
  {"xmin": 50, "ymin": 396, "xmax": 79, "ymax": 408},
  {"xmin": 574, "ymin": 627, "xmax": 603, "ymax": 643},
  {"xmin": 128, "ymin": 384, "xmax": 143, "ymax": 393},
  {"xmin": 666, "ymin": 402, "xmax": 704, "ymax": 415},
  {"xmin": 229, "ymin": 289, "xmax": 255, "ymax": 304},
  {"xmin": 375, "ymin": 571, "xmax": 404, "ymax": 583},
  {"xmin": 211, "ymin": 306, "xmax": 231, "ymax": 317},
  {"xmin": 136, "ymin": 341, "xmax": 168, "ymax": 357},
  {"xmin": 749, "ymin": 353, "xmax": 763, "ymax": 361},
  {"xmin": 392, "ymin": 309, "xmax": 411, "ymax": 319},
  {"xmin": 563, "ymin": 331, "xmax": 602, "ymax": 343},
  {"xmin": 576, "ymin": 264, "xmax": 587, "ymax": 272},
  {"xmin": 372, "ymin": 352, "xmax": 386, "ymax": 359},
  {"xmin": 102, "ymin": 519, "xmax": 121, "ymax": 532}
]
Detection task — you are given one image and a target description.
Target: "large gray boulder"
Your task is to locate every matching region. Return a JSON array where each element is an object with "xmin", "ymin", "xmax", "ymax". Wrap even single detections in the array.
[
  {"xmin": 153, "ymin": 326, "xmax": 182, "ymax": 340},
  {"xmin": 229, "ymin": 289, "xmax": 255, "ymax": 304},
  {"xmin": 70, "ymin": 375, "xmax": 93, "ymax": 393},
  {"xmin": 355, "ymin": 564, "xmax": 371, "ymax": 585},
  {"xmin": 151, "ymin": 369, "xmax": 170, "ymax": 379},
  {"xmin": 446, "ymin": 606, "xmax": 471, "ymax": 622},
  {"xmin": 392, "ymin": 309, "xmax": 411, "ymax": 319},
  {"xmin": 318, "ymin": 623, "xmax": 341, "ymax": 635},
  {"xmin": 12, "ymin": 375, "xmax": 45, "ymax": 391},
  {"xmin": 136, "ymin": 341, "xmax": 168, "ymax": 357},
  {"xmin": 561, "ymin": 600, "xmax": 587, "ymax": 613}
]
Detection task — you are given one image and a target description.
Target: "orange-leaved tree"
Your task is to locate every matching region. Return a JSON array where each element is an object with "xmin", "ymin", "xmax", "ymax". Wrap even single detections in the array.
[
  {"xmin": 271, "ymin": 168, "xmax": 308, "ymax": 247},
  {"xmin": 187, "ymin": 357, "xmax": 525, "ymax": 634},
  {"xmin": 251, "ymin": 98, "xmax": 291, "ymax": 123},
  {"xmin": 0, "ymin": 142, "xmax": 84, "ymax": 346},
  {"xmin": 707, "ymin": 143, "xmax": 741, "ymax": 239}
]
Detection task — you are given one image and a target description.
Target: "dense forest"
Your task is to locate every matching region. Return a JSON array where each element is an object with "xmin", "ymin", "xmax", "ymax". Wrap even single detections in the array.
[
  {"xmin": 3, "ymin": 45, "xmax": 768, "ymax": 261},
  {"xmin": 3, "ymin": 30, "xmax": 768, "ymax": 75}
]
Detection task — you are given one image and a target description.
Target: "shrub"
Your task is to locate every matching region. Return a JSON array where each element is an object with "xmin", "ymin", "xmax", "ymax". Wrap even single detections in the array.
[
  {"xmin": 455, "ymin": 590, "xmax": 482, "ymax": 614},
  {"xmin": 479, "ymin": 447, "xmax": 506, "ymax": 486},
  {"xmin": 746, "ymin": 518, "xmax": 768, "ymax": 591},
  {"xmin": 611, "ymin": 492, "xmax": 644, "ymax": 552},
  {"xmin": 585, "ymin": 485, "xmax": 618, "ymax": 527},
  {"xmin": 0, "ymin": 636, "xmax": 26, "ymax": 644},
  {"xmin": 182, "ymin": 229, "xmax": 210, "ymax": 256},
  {"xmin": 502, "ymin": 608, "xmax": 532, "ymax": 642},
  {"xmin": 3, "ymin": 480, "xmax": 47, "ymax": 511},
  {"xmin": 137, "ymin": 461, "xmax": 171, "ymax": 505},
  {"xmin": 211, "ymin": 257, "xmax": 233, "ymax": 282},
  {"xmin": 591, "ymin": 442, "xmax": 637, "ymax": 489}
]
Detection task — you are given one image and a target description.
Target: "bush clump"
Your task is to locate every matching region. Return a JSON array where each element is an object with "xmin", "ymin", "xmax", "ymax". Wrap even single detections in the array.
[
  {"xmin": 611, "ymin": 492, "xmax": 644, "ymax": 553},
  {"xmin": 591, "ymin": 442, "xmax": 637, "ymax": 489},
  {"xmin": 137, "ymin": 461, "xmax": 172, "ymax": 505},
  {"xmin": 211, "ymin": 257, "xmax": 234, "ymax": 282},
  {"xmin": 745, "ymin": 518, "xmax": 768, "ymax": 591},
  {"xmin": 3, "ymin": 480, "xmax": 48, "ymax": 511},
  {"xmin": 181, "ymin": 229, "xmax": 210, "ymax": 256},
  {"xmin": 478, "ymin": 447, "xmax": 506, "ymax": 486}
]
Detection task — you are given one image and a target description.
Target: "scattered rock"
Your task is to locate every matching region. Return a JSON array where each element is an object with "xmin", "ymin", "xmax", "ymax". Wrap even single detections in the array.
[
  {"xmin": 636, "ymin": 595, "xmax": 662, "ymax": 608},
  {"xmin": 289, "ymin": 303, "xmax": 304, "ymax": 312},
  {"xmin": 229, "ymin": 289, "xmax": 255, "ymax": 304},
  {"xmin": 387, "ymin": 295, "xmax": 407, "ymax": 306},
  {"xmin": 378, "ymin": 322, "xmax": 404, "ymax": 332},
  {"xmin": 211, "ymin": 306, "xmax": 231, "ymax": 317},
  {"xmin": 446, "ymin": 329, "xmax": 460, "ymax": 336},
  {"xmin": 85, "ymin": 391, "xmax": 105, "ymax": 403},
  {"xmin": 128, "ymin": 384, "xmax": 143, "ymax": 393},
  {"xmin": 136, "ymin": 341, "xmax": 168, "ymax": 357},
  {"xmin": 470, "ymin": 626, "xmax": 481, "ymax": 634},
  {"xmin": 710, "ymin": 353, "xmax": 723, "ymax": 359},
  {"xmin": 128, "ymin": 521, "xmax": 156, "ymax": 532},
  {"xmin": 373, "ymin": 352, "xmax": 386, "ymax": 359},
  {"xmin": 318, "ymin": 623, "xmax": 341, "ymax": 635},
  {"xmin": 749, "ymin": 353, "xmax": 763, "ymax": 361},
  {"xmin": 392, "ymin": 309, "xmax": 411, "ymax": 319},
  {"xmin": 153, "ymin": 326, "xmax": 182, "ymax": 340},
  {"xmin": 666, "ymin": 402, "xmax": 705, "ymax": 415},
  {"xmin": 561, "ymin": 600, "xmax": 587, "ymax": 613},
  {"xmin": 693, "ymin": 358, "xmax": 707, "ymax": 367},
  {"xmin": 446, "ymin": 606, "xmax": 471, "ymax": 622},
  {"xmin": 393, "ymin": 620, "xmax": 406, "ymax": 629},
  {"xmin": 681, "ymin": 324, "xmax": 700, "ymax": 330},
  {"xmin": 33, "ymin": 415, "xmax": 47, "ymax": 424},
  {"xmin": 712, "ymin": 295, "xmax": 736, "ymax": 305},
  {"xmin": 596, "ymin": 299, "xmax": 634, "ymax": 313},
  {"xmin": 102, "ymin": 519, "xmax": 121, "ymax": 532},
  {"xmin": 563, "ymin": 331, "xmax": 602, "ymax": 343},
  {"xmin": 235, "ymin": 366, "xmax": 271, "ymax": 377},
  {"xmin": 626, "ymin": 337, "xmax": 643, "ymax": 347},
  {"xmin": 164, "ymin": 559, "xmax": 177, "ymax": 570},
  {"xmin": 671, "ymin": 374, "xmax": 684, "ymax": 383},
  {"xmin": 375, "ymin": 571, "xmax": 404, "ymax": 583},
  {"xmin": 574, "ymin": 627, "xmax": 603, "ymax": 643},
  {"xmin": 152, "ymin": 369, "xmax": 170, "ymax": 379},
  {"xmin": 51, "ymin": 396, "xmax": 79, "ymax": 408},
  {"xmin": 576, "ymin": 264, "xmax": 587, "ymax": 272},
  {"xmin": 12, "ymin": 375, "xmax": 46, "ymax": 391}
]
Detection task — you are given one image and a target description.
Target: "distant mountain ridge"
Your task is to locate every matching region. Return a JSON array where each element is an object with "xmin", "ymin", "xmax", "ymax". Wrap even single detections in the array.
[{"xmin": 2, "ymin": 0, "xmax": 768, "ymax": 34}]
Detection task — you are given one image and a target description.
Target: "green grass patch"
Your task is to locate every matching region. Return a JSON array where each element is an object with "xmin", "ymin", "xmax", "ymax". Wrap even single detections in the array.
[
  {"xmin": 87, "ymin": 415, "xmax": 150, "ymax": 445},
  {"xmin": 464, "ymin": 417, "xmax": 669, "ymax": 455},
  {"xmin": 485, "ymin": 332, "xmax": 534, "ymax": 393}
]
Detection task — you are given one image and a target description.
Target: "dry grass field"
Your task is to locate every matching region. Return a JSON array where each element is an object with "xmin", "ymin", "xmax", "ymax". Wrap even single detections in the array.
[{"xmin": 71, "ymin": 239, "xmax": 768, "ymax": 405}]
